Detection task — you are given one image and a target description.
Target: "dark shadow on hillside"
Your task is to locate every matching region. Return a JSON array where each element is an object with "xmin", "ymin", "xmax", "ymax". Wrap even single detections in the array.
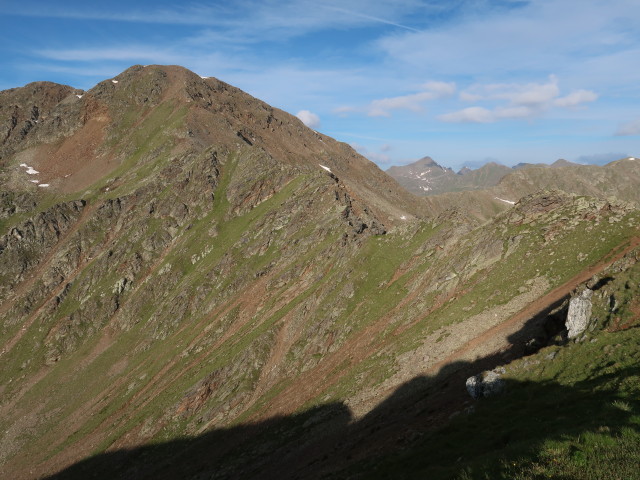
[{"xmin": 45, "ymin": 320, "xmax": 639, "ymax": 480}]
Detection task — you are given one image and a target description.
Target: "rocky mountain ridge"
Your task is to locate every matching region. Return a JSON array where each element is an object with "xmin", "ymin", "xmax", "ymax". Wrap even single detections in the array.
[{"xmin": 385, "ymin": 155, "xmax": 635, "ymax": 200}]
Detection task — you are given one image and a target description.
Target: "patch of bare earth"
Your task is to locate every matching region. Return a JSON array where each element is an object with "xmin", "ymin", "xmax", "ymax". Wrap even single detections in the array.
[{"xmin": 14, "ymin": 112, "xmax": 117, "ymax": 194}]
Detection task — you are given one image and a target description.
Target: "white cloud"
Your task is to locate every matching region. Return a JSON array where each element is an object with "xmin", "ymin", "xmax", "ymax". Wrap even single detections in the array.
[
  {"xmin": 367, "ymin": 81, "xmax": 455, "ymax": 117},
  {"xmin": 554, "ymin": 90, "xmax": 598, "ymax": 107},
  {"xmin": 459, "ymin": 91, "xmax": 483, "ymax": 102},
  {"xmin": 441, "ymin": 76, "xmax": 598, "ymax": 123},
  {"xmin": 462, "ymin": 76, "xmax": 560, "ymax": 107},
  {"xmin": 615, "ymin": 119, "xmax": 640, "ymax": 136},
  {"xmin": 439, "ymin": 107, "xmax": 495, "ymax": 124},
  {"xmin": 296, "ymin": 110, "xmax": 321, "ymax": 128},
  {"xmin": 505, "ymin": 79, "xmax": 560, "ymax": 106}
]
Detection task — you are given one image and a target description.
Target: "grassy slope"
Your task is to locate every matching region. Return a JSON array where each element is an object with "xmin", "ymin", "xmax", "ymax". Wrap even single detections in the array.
[{"xmin": 353, "ymin": 250, "xmax": 640, "ymax": 480}]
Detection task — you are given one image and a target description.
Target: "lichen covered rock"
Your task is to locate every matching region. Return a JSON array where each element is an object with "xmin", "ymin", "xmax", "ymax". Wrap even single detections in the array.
[{"xmin": 566, "ymin": 288, "xmax": 593, "ymax": 339}]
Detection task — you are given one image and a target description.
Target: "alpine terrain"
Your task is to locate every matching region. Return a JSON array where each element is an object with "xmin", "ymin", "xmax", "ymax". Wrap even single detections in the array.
[
  {"xmin": 386, "ymin": 156, "xmax": 512, "ymax": 196},
  {"xmin": 1, "ymin": 65, "xmax": 639, "ymax": 480}
]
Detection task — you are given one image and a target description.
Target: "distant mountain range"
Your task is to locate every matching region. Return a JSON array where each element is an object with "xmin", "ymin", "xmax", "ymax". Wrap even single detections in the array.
[{"xmin": 386, "ymin": 156, "xmax": 583, "ymax": 196}]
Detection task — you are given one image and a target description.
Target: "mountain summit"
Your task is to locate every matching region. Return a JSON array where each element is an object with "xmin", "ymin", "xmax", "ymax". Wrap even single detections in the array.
[{"xmin": 1, "ymin": 65, "xmax": 420, "ymax": 225}]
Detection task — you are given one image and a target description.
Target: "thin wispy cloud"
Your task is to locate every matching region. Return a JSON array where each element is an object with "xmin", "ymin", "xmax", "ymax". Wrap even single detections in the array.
[
  {"xmin": 325, "ymin": 6, "xmax": 421, "ymax": 32},
  {"xmin": 4, "ymin": 1, "xmax": 425, "ymax": 41},
  {"xmin": 367, "ymin": 81, "xmax": 456, "ymax": 117},
  {"xmin": 336, "ymin": 81, "xmax": 456, "ymax": 117}
]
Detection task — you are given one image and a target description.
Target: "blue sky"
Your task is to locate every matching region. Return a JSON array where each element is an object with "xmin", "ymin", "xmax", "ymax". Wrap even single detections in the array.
[{"xmin": 1, "ymin": 0, "xmax": 639, "ymax": 170}]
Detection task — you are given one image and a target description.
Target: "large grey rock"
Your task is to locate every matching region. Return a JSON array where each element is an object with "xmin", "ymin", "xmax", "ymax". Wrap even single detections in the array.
[
  {"xmin": 566, "ymin": 289, "xmax": 593, "ymax": 339},
  {"xmin": 466, "ymin": 367, "xmax": 506, "ymax": 399}
]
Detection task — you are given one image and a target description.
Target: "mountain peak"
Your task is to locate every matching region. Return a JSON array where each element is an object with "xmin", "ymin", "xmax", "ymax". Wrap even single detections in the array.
[
  {"xmin": 3, "ymin": 64, "xmax": 422, "ymax": 225},
  {"xmin": 415, "ymin": 156, "xmax": 439, "ymax": 167},
  {"xmin": 550, "ymin": 158, "xmax": 578, "ymax": 168}
]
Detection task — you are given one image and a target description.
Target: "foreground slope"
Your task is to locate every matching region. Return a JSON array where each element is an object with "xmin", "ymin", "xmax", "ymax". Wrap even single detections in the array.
[{"xmin": 1, "ymin": 66, "xmax": 639, "ymax": 479}]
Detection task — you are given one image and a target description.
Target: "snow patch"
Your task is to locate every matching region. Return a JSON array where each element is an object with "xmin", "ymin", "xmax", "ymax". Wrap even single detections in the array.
[
  {"xmin": 319, "ymin": 164, "xmax": 332, "ymax": 173},
  {"xmin": 400, "ymin": 215, "xmax": 407, "ymax": 220},
  {"xmin": 76, "ymin": 94, "xmax": 83, "ymax": 99},
  {"xmin": 38, "ymin": 184, "xmax": 50, "ymax": 188},
  {"xmin": 20, "ymin": 164, "xmax": 39, "ymax": 175},
  {"xmin": 628, "ymin": 157, "xmax": 636, "ymax": 161},
  {"xmin": 495, "ymin": 197, "xmax": 515, "ymax": 205},
  {"xmin": 30, "ymin": 180, "xmax": 39, "ymax": 184},
  {"xmin": 111, "ymin": 80, "xmax": 118, "ymax": 84}
]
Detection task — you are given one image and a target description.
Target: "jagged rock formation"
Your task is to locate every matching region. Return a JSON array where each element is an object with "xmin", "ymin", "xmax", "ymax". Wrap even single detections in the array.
[{"xmin": 0, "ymin": 66, "xmax": 639, "ymax": 480}]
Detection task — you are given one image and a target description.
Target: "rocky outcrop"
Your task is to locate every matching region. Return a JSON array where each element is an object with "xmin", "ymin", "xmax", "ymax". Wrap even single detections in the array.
[
  {"xmin": 0, "ymin": 200, "xmax": 85, "ymax": 299},
  {"xmin": 0, "ymin": 81, "xmax": 84, "ymax": 162},
  {"xmin": 566, "ymin": 289, "xmax": 593, "ymax": 339}
]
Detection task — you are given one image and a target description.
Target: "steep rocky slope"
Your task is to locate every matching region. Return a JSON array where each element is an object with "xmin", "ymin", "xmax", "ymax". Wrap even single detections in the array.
[{"xmin": 1, "ymin": 66, "xmax": 639, "ymax": 479}]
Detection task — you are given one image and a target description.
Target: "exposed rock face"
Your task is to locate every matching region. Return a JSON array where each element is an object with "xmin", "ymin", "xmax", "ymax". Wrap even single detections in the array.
[
  {"xmin": 0, "ymin": 82, "xmax": 83, "ymax": 163},
  {"xmin": 566, "ymin": 289, "xmax": 593, "ymax": 339},
  {"xmin": 466, "ymin": 367, "xmax": 506, "ymax": 399}
]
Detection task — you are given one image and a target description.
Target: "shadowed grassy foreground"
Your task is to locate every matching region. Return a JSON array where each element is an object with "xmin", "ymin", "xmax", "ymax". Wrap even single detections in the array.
[{"xmin": 46, "ymin": 322, "xmax": 640, "ymax": 480}]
